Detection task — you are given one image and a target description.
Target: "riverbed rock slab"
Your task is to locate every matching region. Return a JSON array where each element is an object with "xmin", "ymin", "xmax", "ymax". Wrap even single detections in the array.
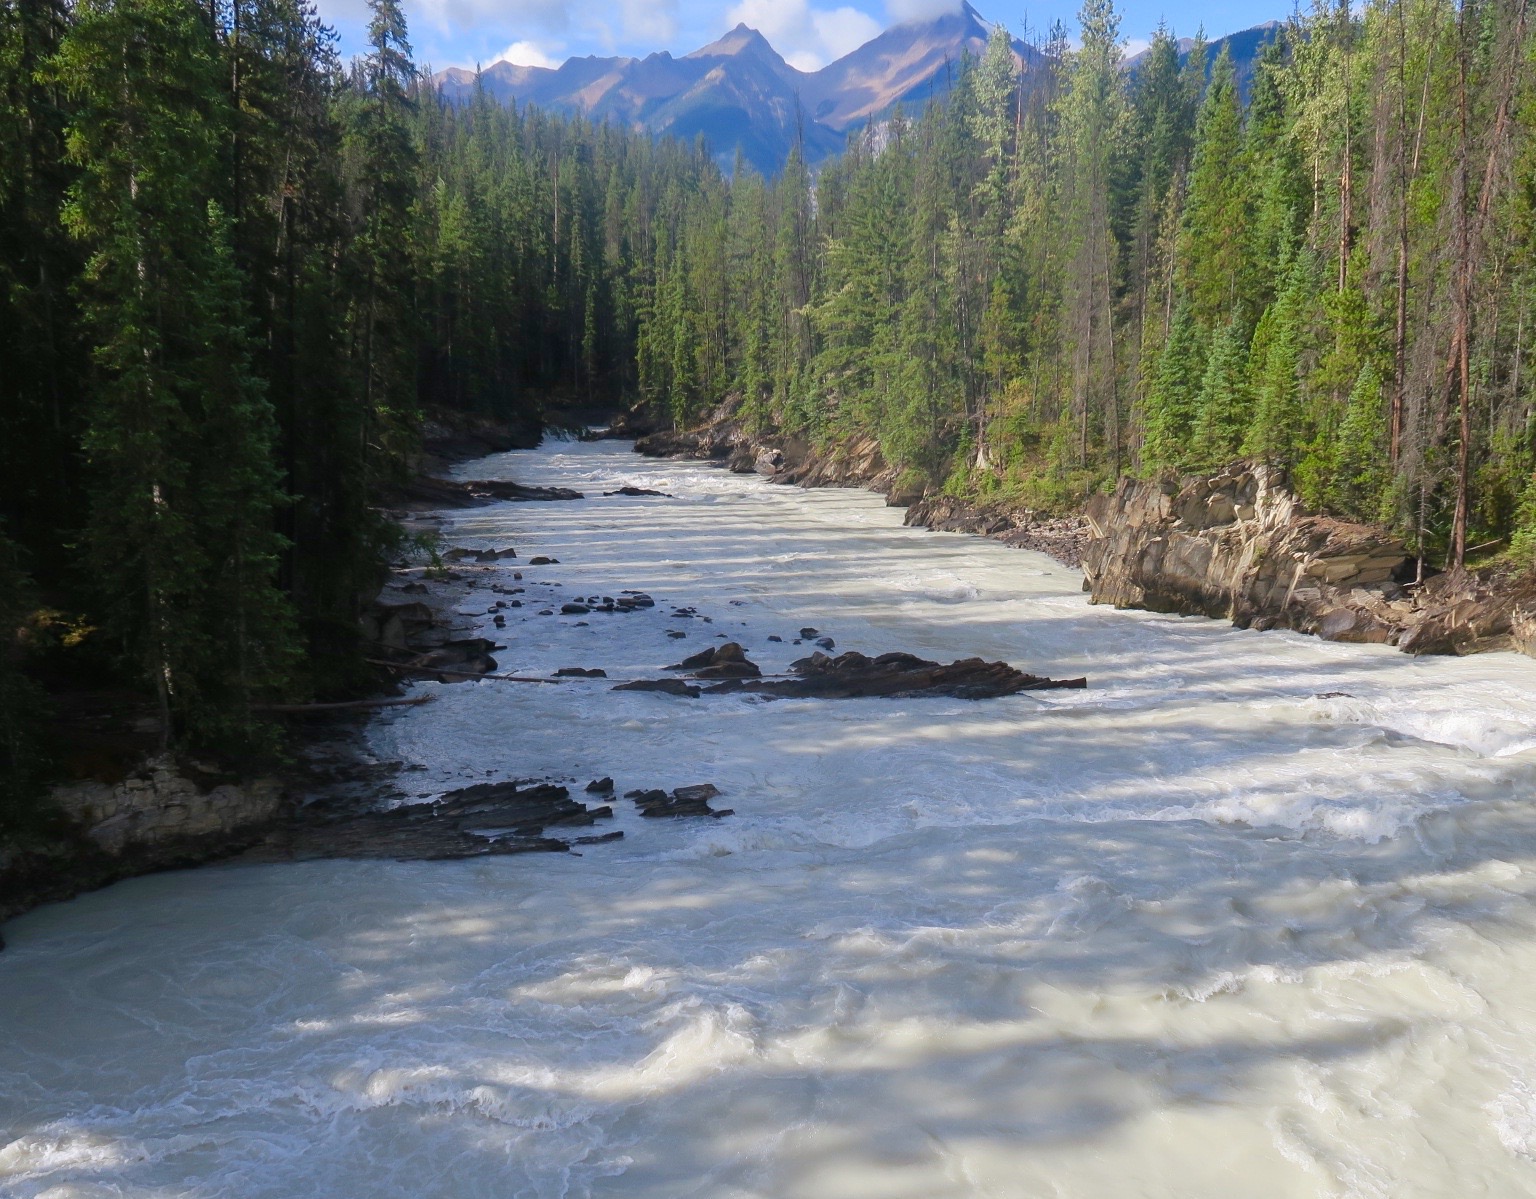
[{"xmin": 706, "ymin": 650, "xmax": 1086, "ymax": 700}]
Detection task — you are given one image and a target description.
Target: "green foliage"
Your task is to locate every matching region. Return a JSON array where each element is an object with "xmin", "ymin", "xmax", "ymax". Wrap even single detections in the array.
[
  {"xmin": 8, "ymin": 0, "xmax": 1536, "ymax": 784},
  {"xmin": 1192, "ymin": 320, "xmax": 1253, "ymax": 467},
  {"xmin": 0, "ymin": 526, "xmax": 49, "ymax": 828},
  {"xmin": 1141, "ymin": 304, "xmax": 1206, "ymax": 471}
]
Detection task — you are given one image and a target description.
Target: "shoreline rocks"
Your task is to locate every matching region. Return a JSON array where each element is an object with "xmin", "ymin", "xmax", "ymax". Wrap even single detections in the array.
[
  {"xmin": 903, "ymin": 495, "xmax": 1090, "ymax": 569},
  {"xmin": 629, "ymin": 399, "xmax": 1536, "ymax": 659},
  {"xmin": 1083, "ymin": 463, "xmax": 1536, "ymax": 655},
  {"xmin": 0, "ymin": 758, "xmax": 288, "ymax": 938},
  {"xmin": 245, "ymin": 780, "xmax": 623, "ymax": 862}
]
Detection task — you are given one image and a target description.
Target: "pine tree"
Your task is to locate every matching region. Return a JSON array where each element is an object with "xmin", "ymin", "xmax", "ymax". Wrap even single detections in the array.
[
  {"xmin": 1192, "ymin": 319, "xmax": 1253, "ymax": 466},
  {"xmin": 1180, "ymin": 47, "xmax": 1253, "ymax": 329},
  {"xmin": 1141, "ymin": 302, "xmax": 1205, "ymax": 471}
]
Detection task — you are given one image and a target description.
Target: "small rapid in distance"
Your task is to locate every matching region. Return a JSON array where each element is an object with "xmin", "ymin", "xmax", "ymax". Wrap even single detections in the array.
[{"xmin": 7, "ymin": 438, "xmax": 1536, "ymax": 1197}]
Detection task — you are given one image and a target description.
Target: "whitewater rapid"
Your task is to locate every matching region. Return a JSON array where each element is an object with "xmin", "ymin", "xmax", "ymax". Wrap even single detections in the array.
[{"xmin": 8, "ymin": 439, "xmax": 1536, "ymax": 1197}]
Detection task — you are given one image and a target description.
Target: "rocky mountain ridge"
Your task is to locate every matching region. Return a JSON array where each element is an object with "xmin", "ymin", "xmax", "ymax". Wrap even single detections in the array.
[{"xmin": 436, "ymin": 8, "xmax": 1281, "ymax": 175}]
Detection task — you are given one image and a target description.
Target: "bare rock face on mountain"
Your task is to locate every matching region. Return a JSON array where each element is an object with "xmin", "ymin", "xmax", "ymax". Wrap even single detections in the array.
[
  {"xmin": 433, "ymin": 3, "xmax": 1030, "ymax": 175},
  {"xmin": 435, "ymin": 7, "xmax": 1279, "ymax": 176}
]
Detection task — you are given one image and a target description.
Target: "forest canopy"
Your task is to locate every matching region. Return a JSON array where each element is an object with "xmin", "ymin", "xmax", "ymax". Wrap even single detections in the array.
[{"xmin": 3, "ymin": 0, "xmax": 1536, "ymax": 813}]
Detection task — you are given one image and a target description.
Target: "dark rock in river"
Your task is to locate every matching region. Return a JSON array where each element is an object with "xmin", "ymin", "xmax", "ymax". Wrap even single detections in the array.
[
  {"xmin": 412, "ymin": 638, "xmax": 500, "ymax": 678},
  {"xmin": 466, "ymin": 480, "xmax": 584, "ymax": 502},
  {"xmin": 555, "ymin": 667, "xmax": 608, "ymax": 678},
  {"xmin": 604, "ymin": 486, "xmax": 673, "ymax": 497},
  {"xmin": 704, "ymin": 650, "xmax": 1086, "ymax": 700},
  {"xmin": 667, "ymin": 642, "xmax": 762, "ymax": 679},
  {"xmin": 627, "ymin": 783, "xmax": 732, "ymax": 818},
  {"xmin": 529, "ymin": 556, "xmax": 560, "ymax": 565},
  {"xmin": 586, "ymin": 777, "xmax": 614, "ymax": 794},
  {"xmin": 256, "ymin": 781, "xmax": 619, "ymax": 861},
  {"xmin": 613, "ymin": 678, "xmax": 702, "ymax": 698},
  {"xmin": 561, "ymin": 603, "xmax": 591, "ymax": 615}
]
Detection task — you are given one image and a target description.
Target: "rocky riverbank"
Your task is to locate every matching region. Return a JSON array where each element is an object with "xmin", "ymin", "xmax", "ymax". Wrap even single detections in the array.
[
  {"xmin": 628, "ymin": 402, "xmax": 1536, "ymax": 658},
  {"xmin": 0, "ymin": 408, "xmax": 557, "ymax": 939},
  {"xmin": 625, "ymin": 400, "xmax": 1091, "ymax": 567},
  {"xmin": 1083, "ymin": 463, "xmax": 1536, "ymax": 656}
]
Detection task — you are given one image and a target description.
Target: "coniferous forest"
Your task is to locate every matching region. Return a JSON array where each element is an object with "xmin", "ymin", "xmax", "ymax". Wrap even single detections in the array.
[{"xmin": 5, "ymin": 0, "xmax": 1536, "ymax": 813}]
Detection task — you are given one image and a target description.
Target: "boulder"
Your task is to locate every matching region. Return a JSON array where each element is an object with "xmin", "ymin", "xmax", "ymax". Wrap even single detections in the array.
[
  {"xmin": 626, "ymin": 784, "xmax": 732, "ymax": 818},
  {"xmin": 666, "ymin": 642, "xmax": 762, "ymax": 679}
]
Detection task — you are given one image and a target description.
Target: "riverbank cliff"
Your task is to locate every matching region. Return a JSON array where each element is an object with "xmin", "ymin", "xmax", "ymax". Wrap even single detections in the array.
[
  {"xmin": 0, "ymin": 407, "xmax": 542, "ymax": 941},
  {"xmin": 627, "ymin": 403, "xmax": 1536, "ymax": 658}
]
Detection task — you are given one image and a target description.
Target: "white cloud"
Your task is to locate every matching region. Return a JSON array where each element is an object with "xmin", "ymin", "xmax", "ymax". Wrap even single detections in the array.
[
  {"xmin": 616, "ymin": 0, "xmax": 679, "ymax": 41},
  {"xmin": 726, "ymin": 0, "xmax": 881, "ymax": 70},
  {"xmin": 499, "ymin": 38, "xmax": 561, "ymax": 67},
  {"xmin": 884, "ymin": 0, "xmax": 962, "ymax": 25},
  {"xmin": 412, "ymin": 0, "xmax": 572, "ymax": 40},
  {"xmin": 812, "ymin": 7, "xmax": 883, "ymax": 59}
]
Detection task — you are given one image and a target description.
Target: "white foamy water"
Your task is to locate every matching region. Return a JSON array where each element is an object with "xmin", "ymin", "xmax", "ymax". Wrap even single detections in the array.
[{"xmin": 8, "ymin": 439, "xmax": 1536, "ymax": 1197}]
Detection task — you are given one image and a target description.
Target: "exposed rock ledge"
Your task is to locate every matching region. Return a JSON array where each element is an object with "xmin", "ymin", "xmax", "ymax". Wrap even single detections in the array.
[
  {"xmin": 0, "ymin": 758, "xmax": 286, "ymax": 937},
  {"xmin": 1083, "ymin": 463, "xmax": 1536, "ymax": 656}
]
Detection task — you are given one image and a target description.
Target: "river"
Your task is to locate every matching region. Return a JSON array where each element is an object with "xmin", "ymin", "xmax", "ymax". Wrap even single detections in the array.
[{"xmin": 7, "ymin": 438, "xmax": 1536, "ymax": 1197}]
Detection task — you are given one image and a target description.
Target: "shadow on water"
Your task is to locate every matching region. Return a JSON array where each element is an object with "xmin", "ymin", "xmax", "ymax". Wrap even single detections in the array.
[
  {"xmin": 5, "ymin": 783, "xmax": 1536, "ymax": 1194},
  {"xmin": 5, "ymin": 443, "xmax": 1536, "ymax": 1195}
]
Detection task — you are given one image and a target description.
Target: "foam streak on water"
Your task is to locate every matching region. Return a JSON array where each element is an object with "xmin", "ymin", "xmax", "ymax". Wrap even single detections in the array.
[{"xmin": 7, "ymin": 439, "xmax": 1536, "ymax": 1197}]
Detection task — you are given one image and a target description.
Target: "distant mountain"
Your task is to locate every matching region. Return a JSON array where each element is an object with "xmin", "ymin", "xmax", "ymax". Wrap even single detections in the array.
[
  {"xmin": 800, "ymin": 3, "xmax": 1034, "ymax": 131},
  {"xmin": 435, "ymin": 6, "xmax": 1277, "ymax": 175},
  {"xmin": 435, "ymin": 1, "xmax": 1030, "ymax": 174},
  {"xmin": 1125, "ymin": 21, "xmax": 1283, "ymax": 97}
]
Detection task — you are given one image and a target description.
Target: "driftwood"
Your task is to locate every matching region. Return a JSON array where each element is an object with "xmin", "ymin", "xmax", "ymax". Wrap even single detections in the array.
[
  {"xmin": 366, "ymin": 658, "xmax": 559, "ymax": 684},
  {"xmin": 254, "ymin": 694, "xmax": 437, "ymax": 713}
]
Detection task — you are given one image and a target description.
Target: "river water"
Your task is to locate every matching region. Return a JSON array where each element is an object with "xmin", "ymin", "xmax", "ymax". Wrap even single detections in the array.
[{"xmin": 7, "ymin": 439, "xmax": 1536, "ymax": 1197}]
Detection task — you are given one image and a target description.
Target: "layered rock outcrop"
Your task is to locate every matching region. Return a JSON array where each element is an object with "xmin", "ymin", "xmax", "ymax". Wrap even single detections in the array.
[
  {"xmin": 1083, "ymin": 463, "xmax": 1536, "ymax": 655},
  {"xmin": 1, "ymin": 759, "xmax": 286, "ymax": 935}
]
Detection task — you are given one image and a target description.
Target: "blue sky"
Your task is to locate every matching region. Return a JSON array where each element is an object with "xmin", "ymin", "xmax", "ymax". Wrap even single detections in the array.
[{"xmin": 315, "ymin": 0, "xmax": 1285, "ymax": 76}]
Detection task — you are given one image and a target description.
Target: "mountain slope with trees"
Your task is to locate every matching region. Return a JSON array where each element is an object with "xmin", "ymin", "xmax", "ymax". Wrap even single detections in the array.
[
  {"xmin": 0, "ymin": 0, "xmax": 723, "ymax": 820},
  {"xmin": 6, "ymin": 0, "xmax": 1536, "ymax": 825},
  {"xmin": 628, "ymin": 0, "xmax": 1536, "ymax": 579}
]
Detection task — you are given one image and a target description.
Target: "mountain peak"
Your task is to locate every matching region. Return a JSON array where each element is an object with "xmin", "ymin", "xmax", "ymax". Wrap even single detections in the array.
[
  {"xmin": 686, "ymin": 23, "xmax": 781, "ymax": 62},
  {"xmin": 892, "ymin": 1, "xmax": 985, "ymax": 31},
  {"xmin": 433, "ymin": 10, "xmax": 1280, "ymax": 177}
]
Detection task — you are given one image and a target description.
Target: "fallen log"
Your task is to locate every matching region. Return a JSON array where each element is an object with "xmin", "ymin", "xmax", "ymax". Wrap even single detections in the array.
[
  {"xmin": 366, "ymin": 658, "xmax": 559, "ymax": 684},
  {"xmin": 253, "ymin": 694, "xmax": 437, "ymax": 713}
]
